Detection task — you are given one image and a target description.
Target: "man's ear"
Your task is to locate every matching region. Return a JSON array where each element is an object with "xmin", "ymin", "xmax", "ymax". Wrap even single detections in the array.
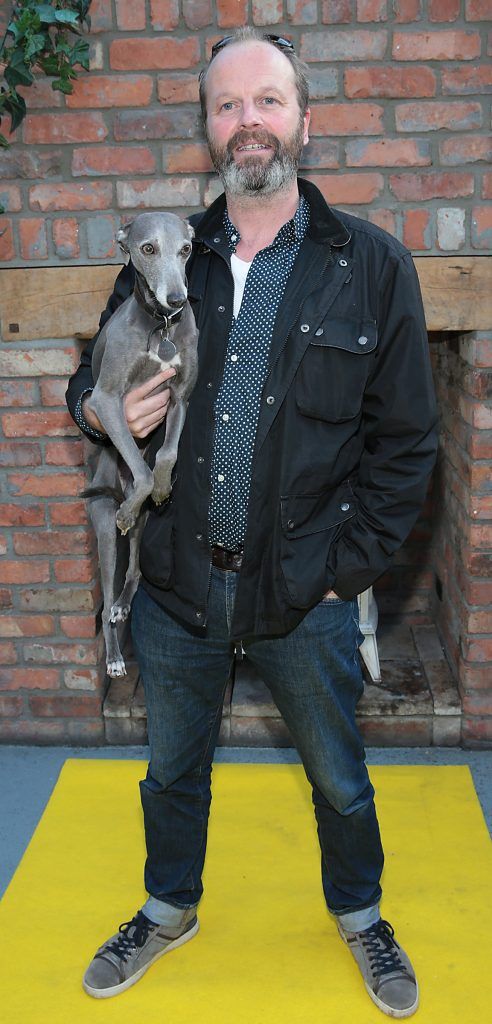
[{"xmin": 116, "ymin": 222, "xmax": 132, "ymax": 254}]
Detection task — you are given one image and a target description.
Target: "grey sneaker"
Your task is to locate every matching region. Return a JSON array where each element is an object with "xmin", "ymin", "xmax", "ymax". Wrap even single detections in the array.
[
  {"xmin": 83, "ymin": 907, "xmax": 199, "ymax": 999},
  {"xmin": 337, "ymin": 917, "xmax": 419, "ymax": 1018}
]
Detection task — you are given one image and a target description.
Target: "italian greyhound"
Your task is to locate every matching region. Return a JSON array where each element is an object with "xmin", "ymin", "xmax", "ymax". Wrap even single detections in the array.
[{"xmin": 83, "ymin": 212, "xmax": 198, "ymax": 677}]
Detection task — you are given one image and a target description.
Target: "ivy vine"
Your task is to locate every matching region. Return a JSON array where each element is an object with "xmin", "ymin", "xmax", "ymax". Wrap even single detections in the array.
[{"xmin": 0, "ymin": 1, "xmax": 92, "ymax": 148}]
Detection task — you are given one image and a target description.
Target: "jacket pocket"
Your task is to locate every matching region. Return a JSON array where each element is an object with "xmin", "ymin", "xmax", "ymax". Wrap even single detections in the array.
[
  {"xmin": 139, "ymin": 500, "xmax": 174, "ymax": 590},
  {"xmin": 296, "ymin": 317, "xmax": 377, "ymax": 422},
  {"xmin": 279, "ymin": 481, "xmax": 356, "ymax": 608}
]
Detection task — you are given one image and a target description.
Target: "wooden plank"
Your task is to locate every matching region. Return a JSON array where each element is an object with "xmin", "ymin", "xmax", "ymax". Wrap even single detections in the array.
[{"xmin": 0, "ymin": 257, "xmax": 490, "ymax": 342}]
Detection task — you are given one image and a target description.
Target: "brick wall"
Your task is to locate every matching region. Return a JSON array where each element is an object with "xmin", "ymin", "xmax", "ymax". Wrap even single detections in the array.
[
  {"xmin": 432, "ymin": 331, "xmax": 492, "ymax": 748},
  {"xmin": 0, "ymin": 0, "xmax": 491, "ymax": 263}
]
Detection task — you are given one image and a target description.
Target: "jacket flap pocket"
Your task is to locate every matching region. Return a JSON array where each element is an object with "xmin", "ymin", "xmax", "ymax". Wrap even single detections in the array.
[
  {"xmin": 311, "ymin": 318, "xmax": 377, "ymax": 354},
  {"xmin": 280, "ymin": 482, "xmax": 356, "ymax": 538}
]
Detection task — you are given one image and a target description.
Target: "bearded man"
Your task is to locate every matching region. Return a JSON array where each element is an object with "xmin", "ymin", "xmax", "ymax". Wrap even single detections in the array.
[{"xmin": 67, "ymin": 28, "xmax": 437, "ymax": 1018}]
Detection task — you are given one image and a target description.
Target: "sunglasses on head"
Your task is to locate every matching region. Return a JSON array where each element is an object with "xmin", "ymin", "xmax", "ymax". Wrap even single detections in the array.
[{"xmin": 210, "ymin": 34, "xmax": 295, "ymax": 60}]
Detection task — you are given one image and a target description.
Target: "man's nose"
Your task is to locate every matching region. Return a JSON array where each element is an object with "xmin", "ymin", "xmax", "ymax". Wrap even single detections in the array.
[{"xmin": 240, "ymin": 99, "xmax": 262, "ymax": 128}]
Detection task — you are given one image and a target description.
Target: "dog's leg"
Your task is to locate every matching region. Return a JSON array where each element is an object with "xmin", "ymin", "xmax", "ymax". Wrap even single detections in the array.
[
  {"xmin": 88, "ymin": 390, "xmax": 154, "ymax": 535},
  {"xmin": 88, "ymin": 495, "xmax": 127, "ymax": 677},
  {"xmin": 110, "ymin": 512, "xmax": 147, "ymax": 623},
  {"xmin": 152, "ymin": 393, "xmax": 187, "ymax": 505}
]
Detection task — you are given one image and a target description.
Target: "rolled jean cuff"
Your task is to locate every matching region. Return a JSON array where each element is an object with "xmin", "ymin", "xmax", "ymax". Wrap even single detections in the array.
[
  {"xmin": 335, "ymin": 902, "xmax": 380, "ymax": 933},
  {"xmin": 142, "ymin": 895, "xmax": 198, "ymax": 927}
]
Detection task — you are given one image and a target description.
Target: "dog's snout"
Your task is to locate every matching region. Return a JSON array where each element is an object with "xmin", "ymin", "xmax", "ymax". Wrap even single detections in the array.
[{"xmin": 167, "ymin": 293, "xmax": 186, "ymax": 309}]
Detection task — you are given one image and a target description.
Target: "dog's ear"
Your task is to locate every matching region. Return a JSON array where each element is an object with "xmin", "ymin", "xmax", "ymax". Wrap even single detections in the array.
[
  {"xmin": 116, "ymin": 222, "xmax": 132, "ymax": 255},
  {"xmin": 186, "ymin": 222, "xmax": 195, "ymax": 242}
]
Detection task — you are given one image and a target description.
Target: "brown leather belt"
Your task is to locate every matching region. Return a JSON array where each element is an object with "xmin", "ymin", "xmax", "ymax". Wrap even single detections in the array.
[{"xmin": 211, "ymin": 545, "xmax": 243, "ymax": 572}]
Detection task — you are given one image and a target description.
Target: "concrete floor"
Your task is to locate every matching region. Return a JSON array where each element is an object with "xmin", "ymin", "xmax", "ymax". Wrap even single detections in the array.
[{"xmin": 1, "ymin": 745, "xmax": 491, "ymax": 899}]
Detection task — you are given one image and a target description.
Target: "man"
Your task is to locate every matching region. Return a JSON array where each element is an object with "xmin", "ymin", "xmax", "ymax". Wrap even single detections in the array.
[{"xmin": 66, "ymin": 29, "xmax": 437, "ymax": 1017}]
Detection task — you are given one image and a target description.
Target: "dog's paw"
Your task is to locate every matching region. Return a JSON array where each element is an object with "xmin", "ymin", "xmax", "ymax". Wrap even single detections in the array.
[
  {"xmin": 107, "ymin": 658, "xmax": 126, "ymax": 678},
  {"xmin": 151, "ymin": 485, "xmax": 171, "ymax": 506},
  {"xmin": 110, "ymin": 602, "xmax": 131, "ymax": 623},
  {"xmin": 116, "ymin": 506, "xmax": 136, "ymax": 535}
]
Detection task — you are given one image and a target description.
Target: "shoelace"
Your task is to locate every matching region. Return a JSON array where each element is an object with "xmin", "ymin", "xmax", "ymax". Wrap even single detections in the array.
[
  {"xmin": 360, "ymin": 919, "xmax": 409, "ymax": 980},
  {"xmin": 102, "ymin": 911, "xmax": 155, "ymax": 963}
]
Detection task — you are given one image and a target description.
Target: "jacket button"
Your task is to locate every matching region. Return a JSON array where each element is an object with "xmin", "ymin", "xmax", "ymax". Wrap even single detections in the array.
[
  {"xmin": 197, "ymin": 456, "xmax": 204, "ymax": 464},
  {"xmin": 300, "ymin": 324, "xmax": 310, "ymax": 333},
  {"xmin": 358, "ymin": 336, "xmax": 368, "ymax": 346},
  {"xmin": 266, "ymin": 395, "xmax": 275, "ymax": 405},
  {"xmin": 213, "ymin": 236, "xmax": 221, "ymax": 243},
  {"xmin": 339, "ymin": 259, "xmax": 348, "ymax": 267},
  {"xmin": 218, "ymin": 305, "xmax": 225, "ymax": 313},
  {"xmin": 207, "ymin": 382, "xmax": 213, "ymax": 388},
  {"xmin": 340, "ymin": 502, "xmax": 350, "ymax": 511},
  {"xmin": 315, "ymin": 327, "xmax": 324, "ymax": 336},
  {"xmin": 195, "ymin": 610, "xmax": 204, "ymax": 620},
  {"xmin": 287, "ymin": 519, "xmax": 295, "ymax": 530}
]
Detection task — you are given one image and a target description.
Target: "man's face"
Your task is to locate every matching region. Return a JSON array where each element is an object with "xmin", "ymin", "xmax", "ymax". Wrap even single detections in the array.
[{"xmin": 204, "ymin": 41, "xmax": 310, "ymax": 198}]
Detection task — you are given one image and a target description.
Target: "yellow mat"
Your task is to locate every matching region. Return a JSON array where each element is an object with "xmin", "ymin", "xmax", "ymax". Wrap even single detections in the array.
[{"xmin": 1, "ymin": 761, "xmax": 491, "ymax": 1022}]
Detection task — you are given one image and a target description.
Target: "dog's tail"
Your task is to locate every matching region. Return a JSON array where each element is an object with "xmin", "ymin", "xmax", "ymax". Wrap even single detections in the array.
[{"xmin": 82, "ymin": 485, "xmax": 124, "ymax": 503}]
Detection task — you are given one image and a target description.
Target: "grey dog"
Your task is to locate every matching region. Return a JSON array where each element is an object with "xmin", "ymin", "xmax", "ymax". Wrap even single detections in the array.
[{"xmin": 83, "ymin": 212, "xmax": 198, "ymax": 677}]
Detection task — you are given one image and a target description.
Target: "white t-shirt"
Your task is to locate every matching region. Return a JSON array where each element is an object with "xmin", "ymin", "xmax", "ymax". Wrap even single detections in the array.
[{"xmin": 230, "ymin": 252, "xmax": 252, "ymax": 319}]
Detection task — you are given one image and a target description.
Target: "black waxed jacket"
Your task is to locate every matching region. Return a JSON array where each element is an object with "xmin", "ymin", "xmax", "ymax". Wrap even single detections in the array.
[{"xmin": 66, "ymin": 178, "xmax": 438, "ymax": 640}]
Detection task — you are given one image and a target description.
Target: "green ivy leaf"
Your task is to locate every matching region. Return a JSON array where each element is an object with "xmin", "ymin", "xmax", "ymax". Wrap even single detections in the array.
[
  {"xmin": 35, "ymin": 6, "xmax": 59, "ymax": 24},
  {"xmin": 52, "ymin": 78, "xmax": 74, "ymax": 94},
  {"xmin": 54, "ymin": 10, "xmax": 80, "ymax": 24},
  {"xmin": 4, "ymin": 91, "xmax": 27, "ymax": 132},
  {"xmin": 24, "ymin": 33, "xmax": 47, "ymax": 60}
]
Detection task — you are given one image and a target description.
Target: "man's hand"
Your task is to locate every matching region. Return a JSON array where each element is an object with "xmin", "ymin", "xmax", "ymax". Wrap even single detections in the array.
[
  {"xmin": 323, "ymin": 590, "xmax": 340, "ymax": 601},
  {"xmin": 82, "ymin": 369, "xmax": 175, "ymax": 439}
]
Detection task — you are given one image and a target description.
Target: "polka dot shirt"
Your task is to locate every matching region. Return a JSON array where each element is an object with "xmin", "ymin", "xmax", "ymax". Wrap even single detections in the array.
[{"xmin": 209, "ymin": 195, "xmax": 310, "ymax": 552}]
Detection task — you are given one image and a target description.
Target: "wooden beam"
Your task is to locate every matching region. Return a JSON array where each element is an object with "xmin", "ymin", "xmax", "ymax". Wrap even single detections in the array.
[{"xmin": 0, "ymin": 257, "xmax": 490, "ymax": 342}]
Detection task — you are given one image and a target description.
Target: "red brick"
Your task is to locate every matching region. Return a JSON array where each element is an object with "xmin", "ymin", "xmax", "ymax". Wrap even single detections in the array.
[
  {"xmin": 20, "ymin": 587, "xmax": 97, "ymax": 613},
  {"xmin": 393, "ymin": 0, "xmax": 421, "ymax": 20},
  {"xmin": 116, "ymin": 178, "xmax": 200, "ymax": 208},
  {"xmin": 72, "ymin": 146, "xmax": 155, "ymax": 177},
  {"xmin": 368, "ymin": 209, "xmax": 398, "ymax": 235},
  {"xmin": 30, "ymin": 182, "xmax": 112, "ymax": 212},
  {"xmin": 0, "ymin": 381, "xmax": 37, "ymax": 408},
  {"xmin": 461, "ymin": 637, "xmax": 492, "ymax": 663},
  {"xmin": 0, "ymin": 504, "xmax": 45, "ymax": 527},
  {"xmin": 390, "ymin": 172, "xmax": 474, "ymax": 201},
  {"xmin": 462, "ymin": 718, "xmax": 492, "ymax": 747},
  {"xmin": 24, "ymin": 641, "xmax": 99, "ymax": 666},
  {"xmin": 252, "ymin": 0, "xmax": 283, "ymax": 25},
  {"xmin": 114, "ymin": 109, "xmax": 198, "ymax": 141},
  {"xmin": 8, "ymin": 471, "xmax": 87, "ymax": 498},
  {"xmin": 309, "ymin": 173, "xmax": 384, "ymax": 204},
  {"xmin": 0, "ymin": 719, "xmax": 68, "ymax": 742},
  {"xmin": 310, "ymin": 103, "xmax": 384, "ymax": 136},
  {"xmin": 2, "ymin": 411, "xmax": 78, "ymax": 438},
  {"xmin": 89, "ymin": 0, "xmax": 113, "ymax": 32},
  {"xmin": 13, "ymin": 530, "xmax": 90, "ymax": 556},
  {"xmin": 0, "ymin": 615, "xmax": 55, "ymax": 637},
  {"xmin": 0, "ymin": 443, "xmax": 41, "ymax": 467},
  {"xmin": 52, "ymin": 218, "xmax": 80, "ymax": 259},
  {"xmin": 300, "ymin": 140, "xmax": 340, "ymax": 170},
  {"xmin": 18, "ymin": 218, "xmax": 48, "ymax": 260},
  {"xmin": 29, "ymin": 694, "xmax": 101, "ymax": 717},
  {"xmin": 39, "ymin": 380, "xmax": 69, "ymax": 406},
  {"xmin": 150, "ymin": 0, "xmax": 180, "ymax": 29},
  {"xmin": 467, "ymin": 609, "xmax": 492, "ymax": 635},
  {"xmin": 24, "ymin": 112, "xmax": 108, "ymax": 144},
  {"xmin": 356, "ymin": 0, "xmax": 388, "ymax": 20},
  {"xmin": 182, "ymin": 0, "xmax": 212, "ymax": 28},
  {"xmin": 429, "ymin": 0, "xmax": 460, "ymax": 19},
  {"xmin": 442, "ymin": 66, "xmax": 492, "ymax": 95},
  {"xmin": 64, "ymin": 667, "xmax": 100, "ymax": 690},
  {"xmin": 346, "ymin": 138, "xmax": 430, "ymax": 167},
  {"xmin": 322, "ymin": 0, "xmax": 352, "ymax": 21},
  {"xmin": 0, "ymin": 148, "xmax": 63, "ymax": 180},
  {"xmin": 0, "ymin": 534, "xmax": 7, "ymax": 555},
  {"xmin": 162, "ymin": 142, "xmax": 214, "ymax": 173},
  {"xmin": 117, "ymin": 0, "xmax": 146, "ymax": 29},
  {"xmin": 67, "ymin": 75, "xmax": 153, "ymax": 109},
  {"xmin": 1, "ymin": 560, "xmax": 49, "ymax": 584},
  {"xmin": 157, "ymin": 74, "xmax": 199, "ymax": 104},
  {"xmin": 301, "ymin": 30, "xmax": 387, "ymax": 61},
  {"xmin": 1, "ymin": 348, "xmax": 78, "ymax": 379},
  {"xmin": 0, "ymin": 641, "xmax": 16, "ymax": 664},
  {"xmin": 460, "ymin": 661, "xmax": 492, "ymax": 690},
  {"xmin": 44, "ymin": 440, "xmax": 85, "ymax": 466},
  {"xmin": 54, "ymin": 558, "xmax": 96, "ymax": 583},
  {"xmin": 344, "ymin": 66, "xmax": 436, "ymax": 98},
  {"xmin": 402, "ymin": 209, "xmax": 432, "ymax": 250},
  {"xmin": 0, "ymin": 218, "xmax": 15, "ymax": 261},
  {"xmin": 110, "ymin": 37, "xmax": 200, "ymax": 71},
  {"xmin": 286, "ymin": 0, "xmax": 317, "ymax": 22},
  {"xmin": 49, "ymin": 501, "xmax": 88, "ymax": 526},
  {"xmin": 472, "ymin": 207, "xmax": 492, "ymax": 249},
  {"xmin": 0, "ymin": 590, "xmax": 12, "ymax": 609},
  {"xmin": 61, "ymin": 615, "xmax": 98, "ymax": 639},
  {"xmin": 481, "ymin": 173, "xmax": 492, "ymax": 200},
  {"xmin": 393, "ymin": 30, "xmax": 481, "ymax": 60},
  {"xmin": 0, "ymin": 696, "xmax": 23, "ymax": 717},
  {"xmin": 395, "ymin": 101, "xmax": 481, "ymax": 132},
  {"xmin": 0, "ymin": 184, "xmax": 21, "ymax": 212},
  {"xmin": 87, "ymin": 213, "xmax": 119, "ymax": 259},
  {"xmin": 465, "ymin": 0, "xmax": 491, "ymax": 17},
  {"xmin": 471, "ymin": 496, "xmax": 492, "ymax": 521},
  {"xmin": 440, "ymin": 136, "xmax": 492, "ymax": 167},
  {"xmin": 18, "ymin": 78, "xmax": 63, "ymax": 109},
  {"xmin": 216, "ymin": 0, "xmax": 248, "ymax": 26}
]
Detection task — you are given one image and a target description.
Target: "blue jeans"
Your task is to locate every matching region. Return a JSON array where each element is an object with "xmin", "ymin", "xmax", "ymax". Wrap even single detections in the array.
[{"xmin": 131, "ymin": 567, "xmax": 384, "ymax": 929}]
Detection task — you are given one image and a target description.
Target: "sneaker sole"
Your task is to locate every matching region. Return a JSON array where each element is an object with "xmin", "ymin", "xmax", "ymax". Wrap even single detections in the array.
[
  {"xmin": 83, "ymin": 920, "xmax": 200, "ymax": 999},
  {"xmin": 337, "ymin": 922, "xmax": 419, "ymax": 1019}
]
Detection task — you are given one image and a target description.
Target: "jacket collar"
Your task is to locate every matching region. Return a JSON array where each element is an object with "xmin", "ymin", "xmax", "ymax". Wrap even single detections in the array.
[{"xmin": 190, "ymin": 177, "xmax": 351, "ymax": 250}]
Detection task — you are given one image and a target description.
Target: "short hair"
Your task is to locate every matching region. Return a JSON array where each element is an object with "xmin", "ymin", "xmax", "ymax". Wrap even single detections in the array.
[{"xmin": 198, "ymin": 27, "xmax": 310, "ymax": 124}]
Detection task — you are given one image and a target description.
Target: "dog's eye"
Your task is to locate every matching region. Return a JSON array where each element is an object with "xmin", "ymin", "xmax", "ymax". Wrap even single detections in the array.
[
  {"xmin": 180, "ymin": 243, "xmax": 192, "ymax": 257},
  {"xmin": 141, "ymin": 243, "xmax": 155, "ymax": 255}
]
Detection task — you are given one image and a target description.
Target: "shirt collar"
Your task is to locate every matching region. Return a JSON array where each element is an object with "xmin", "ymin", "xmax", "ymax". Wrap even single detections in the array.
[{"xmin": 223, "ymin": 193, "xmax": 310, "ymax": 254}]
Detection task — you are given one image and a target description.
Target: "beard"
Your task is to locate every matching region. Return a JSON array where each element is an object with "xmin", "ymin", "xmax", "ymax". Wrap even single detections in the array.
[{"xmin": 206, "ymin": 120, "xmax": 305, "ymax": 198}]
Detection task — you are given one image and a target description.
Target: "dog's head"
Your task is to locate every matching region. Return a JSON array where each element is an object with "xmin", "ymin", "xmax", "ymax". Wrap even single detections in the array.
[{"xmin": 117, "ymin": 213, "xmax": 195, "ymax": 316}]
